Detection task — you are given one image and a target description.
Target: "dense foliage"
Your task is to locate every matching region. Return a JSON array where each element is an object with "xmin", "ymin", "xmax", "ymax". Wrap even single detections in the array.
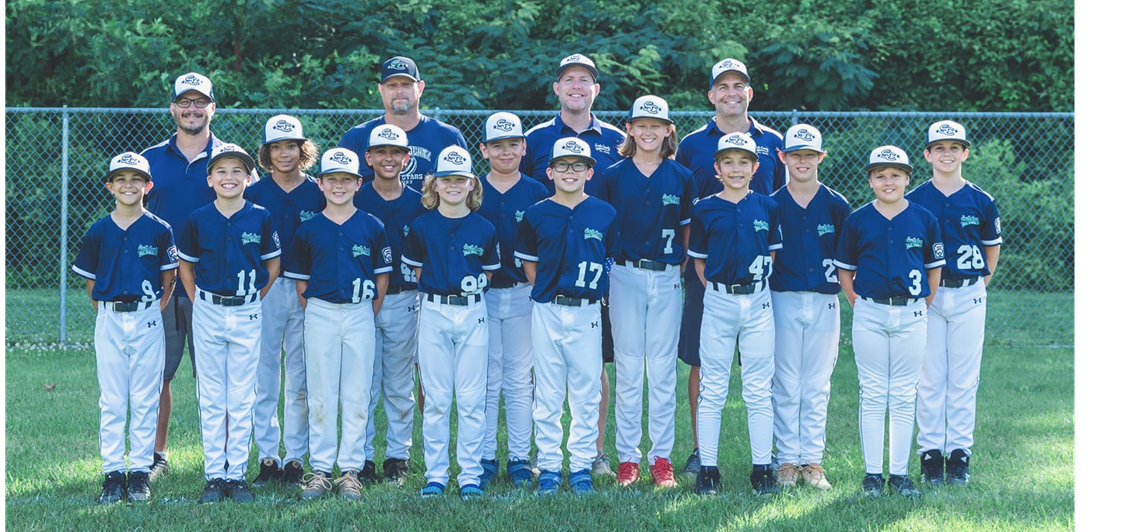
[{"xmin": 6, "ymin": 0, "xmax": 1073, "ymax": 111}]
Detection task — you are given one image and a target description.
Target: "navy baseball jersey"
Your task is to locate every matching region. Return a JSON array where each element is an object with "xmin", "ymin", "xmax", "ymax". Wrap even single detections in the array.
[
  {"xmin": 284, "ymin": 210, "xmax": 393, "ymax": 303},
  {"xmin": 834, "ymin": 202, "xmax": 946, "ymax": 299},
  {"xmin": 178, "ymin": 201, "xmax": 282, "ymax": 296},
  {"xmin": 905, "ymin": 180, "xmax": 1002, "ymax": 280},
  {"xmin": 354, "ymin": 183, "xmax": 429, "ymax": 291},
  {"xmin": 338, "ymin": 115, "xmax": 466, "ymax": 189},
  {"xmin": 402, "ymin": 211, "xmax": 501, "ymax": 296},
  {"xmin": 244, "ymin": 175, "xmax": 325, "ymax": 259},
  {"xmin": 599, "ymin": 158, "xmax": 697, "ymax": 265},
  {"xmin": 520, "ymin": 114, "xmax": 625, "ymax": 194},
  {"xmin": 687, "ymin": 191, "xmax": 784, "ymax": 286},
  {"xmin": 769, "ymin": 185, "xmax": 852, "ymax": 294},
  {"xmin": 476, "ymin": 175, "xmax": 549, "ymax": 287},
  {"xmin": 676, "ymin": 118, "xmax": 784, "ymax": 198},
  {"xmin": 515, "ymin": 197, "xmax": 621, "ymax": 303},
  {"xmin": 72, "ymin": 211, "xmax": 179, "ymax": 302}
]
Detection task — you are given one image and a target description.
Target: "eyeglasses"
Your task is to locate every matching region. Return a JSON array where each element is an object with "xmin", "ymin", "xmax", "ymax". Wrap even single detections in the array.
[
  {"xmin": 174, "ymin": 98, "xmax": 213, "ymax": 108},
  {"xmin": 551, "ymin": 161, "xmax": 588, "ymax": 173}
]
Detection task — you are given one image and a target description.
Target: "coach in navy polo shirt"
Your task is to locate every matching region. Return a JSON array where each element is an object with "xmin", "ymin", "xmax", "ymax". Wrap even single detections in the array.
[
  {"xmin": 140, "ymin": 71, "xmax": 230, "ymax": 477},
  {"xmin": 339, "ymin": 56, "xmax": 467, "ymax": 191}
]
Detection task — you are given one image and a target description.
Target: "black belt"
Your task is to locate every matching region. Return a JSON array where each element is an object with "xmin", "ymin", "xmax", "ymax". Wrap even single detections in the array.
[
  {"xmin": 107, "ymin": 301, "xmax": 154, "ymax": 312},
  {"xmin": 709, "ymin": 280, "xmax": 767, "ymax": 295},
  {"xmin": 863, "ymin": 296, "xmax": 921, "ymax": 306},
  {"xmin": 553, "ymin": 295, "xmax": 598, "ymax": 307},
  {"xmin": 490, "ymin": 281, "xmax": 526, "ymax": 289},
  {"xmin": 616, "ymin": 258, "xmax": 670, "ymax": 272},
  {"xmin": 426, "ymin": 293, "xmax": 482, "ymax": 306},
  {"xmin": 940, "ymin": 277, "xmax": 979, "ymax": 288},
  {"xmin": 199, "ymin": 291, "xmax": 258, "ymax": 306},
  {"xmin": 386, "ymin": 285, "xmax": 414, "ymax": 295}
]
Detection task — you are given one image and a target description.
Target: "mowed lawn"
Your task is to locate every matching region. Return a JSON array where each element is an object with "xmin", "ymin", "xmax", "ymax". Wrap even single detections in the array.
[{"xmin": 5, "ymin": 300, "xmax": 1074, "ymax": 531}]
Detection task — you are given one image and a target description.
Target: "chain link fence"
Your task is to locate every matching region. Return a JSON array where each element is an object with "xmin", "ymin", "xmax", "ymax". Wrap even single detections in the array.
[{"xmin": 5, "ymin": 108, "xmax": 1074, "ymax": 346}]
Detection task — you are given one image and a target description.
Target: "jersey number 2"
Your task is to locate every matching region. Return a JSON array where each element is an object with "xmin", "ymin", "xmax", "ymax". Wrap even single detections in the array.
[{"xmin": 575, "ymin": 261, "xmax": 604, "ymax": 289}]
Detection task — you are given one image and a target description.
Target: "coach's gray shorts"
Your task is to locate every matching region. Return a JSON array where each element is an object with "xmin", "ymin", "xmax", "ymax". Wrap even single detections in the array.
[{"xmin": 162, "ymin": 294, "xmax": 196, "ymax": 381}]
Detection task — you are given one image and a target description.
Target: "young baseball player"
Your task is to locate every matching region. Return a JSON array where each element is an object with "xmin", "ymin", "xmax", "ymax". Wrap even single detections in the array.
[
  {"xmin": 769, "ymin": 125, "xmax": 851, "ymax": 490},
  {"xmin": 835, "ymin": 146, "xmax": 945, "ymax": 498},
  {"xmin": 908, "ymin": 121, "xmax": 1002, "ymax": 486},
  {"xmin": 284, "ymin": 148, "xmax": 392, "ymax": 502},
  {"xmin": 688, "ymin": 132, "xmax": 783, "ymax": 496},
  {"xmin": 474, "ymin": 112, "xmax": 548, "ymax": 489},
  {"xmin": 245, "ymin": 115, "xmax": 323, "ymax": 487},
  {"xmin": 354, "ymin": 123, "xmax": 428, "ymax": 485},
  {"xmin": 177, "ymin": 143, "xmax": 282, "ymax": 504},
  {"xmin": 74, "ymin": 153, "xmax": 178, "ymax": 504},
  {"xmin": 516, "ymin": 137, "xmax": 621, "ymax": 496},
  {"xmin": 600, "ymin": 95, "xmax": 695, "ymax": 489},
  {"xmin": 403, "ymin": 146, "xmax": 500, "ymax": 499}
]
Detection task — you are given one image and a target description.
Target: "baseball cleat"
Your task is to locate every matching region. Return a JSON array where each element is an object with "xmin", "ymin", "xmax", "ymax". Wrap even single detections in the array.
[
  {"xmin": 682, "ymin": 448, "xmax": 701, "ymax": 477},
  {"xmin": 507, "ymin": 459, "xmax": 533, "ymax": 488},
  {"xmin": 382, "ymin": 458, "xmax": 410, "ymax": 485},
  {"xmin": 252, "ymin": 458, "xmax": 281, "ymax": 487},
  {"xmin": 800, "ymin": 463, "xmax": 832, "ymax": 490},
  {"xmin": 946, "ymin": 449, "xmax": 970, "ymax": 486},
  {"xmin": 420, "ymin": 482, "xmax": 445, "ymax": 498},
  {"xmin": 862, "ymin": 473, "xmax": 884, "ymax": 497},
  {"xmin": 694, "ymin": 466, "xmax": 721, "ymax": 495},
  {"xmin": 650, "ymin": 456, "xmax": 678, "ymax": 488},
  {"xmin": 227, "ymin": 479, "xmax": 254, "ymax": 503},
  {"xmin": 358, "ymin": 460, "xmax": 377, "ymax": 486},
  {"xmin": 126, "ymin": 470, "xmax": 151, "ymax": 502},
  {"xmin": 591, "ymin": 453, "xmax": 616, "ymax": 478},
  {"xmin": 776, "ymin": 462, "xmax": 799, "ymax": 488},
  {"xmin": 888, "ymin": 474, "xmax": 922, "ymax": 498},
  {"xmin": 282, "ymin": 460, "xmax": 305, "ymax": 485},
  {"xmin": 537, "ymin": 470, "xmax": 561, "ymax": 496},
  {"xmin": 616, "ymin": 461, "xmax": 640, "ymax": 487},
  {"xmin": 98, "ymin": 471, "xmax": 126, "ymax": 504},
  {"xmin": 301, "ymin": 471, "xmax": 332, "ymax": 500},
  {"xmin": 569, "ymin": 469, "xmax": 595, "ymax": 495},
  {"xmin": 750, "ymin": 464, "xmax": 779, "ymax": 495},
  {"xmin": 478, "ymin": 458, "xmax": 499, "ymax": 489},
  {"xmin": 919, "ymin": 449, "xmax": 945, "ymax": 486},
  {"xmin": 149, "ymin": 452, "xmax": 169, "ymax": 478},
  {"xmin": 334, "ymin": 471, "xmax": 362, "ymax": 501},
  {"xmin": 459, "ymin": 484, "xmax": 484, "ymax": 499},
  {"xmin": 198, "ymin": 478, "xmax": 226, "ymax": 504}
]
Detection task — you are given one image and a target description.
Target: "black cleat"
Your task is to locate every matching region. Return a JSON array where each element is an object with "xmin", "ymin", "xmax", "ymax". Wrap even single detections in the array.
[
  {"xmin": 282, "ymin": 460, "xmax": 305, "ymax": 485},
  {"xmin": 682, "ymin": 448, "xmax": 701, "ymax": 477},
  {"xmin": 98, "ymin": 471, "xmax": 126, "ymax": 504},
  {"xmin": 382, "ymin": 457, "xmax": 410, "ymax": 485},
  {"xmin": 126, "ymin": 470, "xmax": 151, "ymax": 502},
  {"xmin": 227, "ymin": 479, "xmax": 254, "ymax": 503},
  {"xmin": 694, "ymin": 465, "xmax": 721, "ymax": 495},
  {"xmin": 920, "ymin": 449, "xmax": 945, "ymax": 486},
  {"xmin": 359, "ymin": 460, "xmax": 377, "ymax": 486},
  {"xmin": 946, "ymin": 449, "xmax": 970, "ymax": 485},
  {"xmin": 252, "ymin": 458, "xmax": 281, "ymax": 487},
  {"xmin": 149, "ymin": 452, "xmax": 169, "ymax": 478},
  {"xmin": 198, "ymin": 478, "xmax": 225, "ymax": 504},
  {"xmin": 862, "ymin": 473, "xmax": 885, "ymax": 497},
  {"xmin": 888, "ymin": 474, "xmax": 922, "ymax": 498},
  {"xmin": 750, "ymin": 464, "xmax": 779, "ymax": 495}
]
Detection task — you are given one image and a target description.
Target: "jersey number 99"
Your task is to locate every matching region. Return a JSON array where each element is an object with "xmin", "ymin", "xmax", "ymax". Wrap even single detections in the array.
[{"xmin": 462, "ymin": 274, "xmax": 488, "ymax": 295}]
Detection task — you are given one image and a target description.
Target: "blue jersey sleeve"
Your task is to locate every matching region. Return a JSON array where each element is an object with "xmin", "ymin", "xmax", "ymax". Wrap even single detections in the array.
[
  {"xmin": 834, "ymin": 215, "xmax": 858, "ymax": 271},
  {"xmin": 482, "ymin": 230, "xmax": 501, "ymax": 271},
  {"xmin": 260, "ymin": 214, "xmax": 283, "ymax": 261},
  {"xmin": 373, "ymin": 222, "xmax": 394, "ymax": 275},
  {"xmin": 402, "ymin": 222, "xmax": 427, "ymax": 268},
  {"xmin": 160, "ymin": 224, "xmax": 179, "ymax": 271},
  {"xmin": 982, "ymin": 200, "xmax": 1002, "ymax": 246},
  {"xmin": 766, "ymin": 200, "xmax": 783, "ymax": 252},
  {"xmin": 177, "ymin": 217, "xmax": 201, "ymax": 263},
  {"xmin": 515, "ymin": 213, "xmax": 539, "ymax": 262},
  {"xmin": 284, "ymin": 230, "xmax": 312, "ymax": 280},
  {"xmin": 72, "ymin": 225, "xmax": 100, "ymax": 280},
  {"xmin": 680, "ymin": 172, "xmax": 697, "ymax": 225},
  {"xmin": 687, "ymin": 211, "xmax": 709, "ymax": 259},
  {"xmin": 606, "ymin": 217, "xmax": 622, "ymax": 259},
  {"xmin": 924, "ymin": 215, "xmax": 946, "ymax": 270}
]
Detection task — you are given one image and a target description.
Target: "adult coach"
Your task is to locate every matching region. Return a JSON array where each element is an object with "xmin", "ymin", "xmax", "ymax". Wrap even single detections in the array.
[
  {"xmin": 675, "ymin": 59, "xmax": 784, "ymax": 475},
  {"xmin": 141, "ymin": 72, "xmax": 228, "ymax": 476},
  {"xmin": 338, "ymin": 56, "xmax": 467, "ymax": 191},
  {"xmin": 520, "ymin": 53, "xmax": 625, "ymax": 477}
]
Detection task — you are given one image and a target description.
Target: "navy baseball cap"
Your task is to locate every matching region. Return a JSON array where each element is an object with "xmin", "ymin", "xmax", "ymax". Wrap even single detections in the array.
[
  {"xmin": 926, "ymin": 120, "xmax": 971, "ymax": 148},
  {"xmin": 555, "ymin": 54, "xmax": 599, "ymax": 82},
  {"xmin": 864, "ymin": 145, "xmax": 914, "ymax": 174},
  {"xmin": 105, "ymin": 152, "xmax": 153, "ymax": 182},
  {"xmin": 381, "ymin": 56, "xmax": 420, "ymax": 83},
  {"xmin": 172, "ymin": 72, "xmax": 215, "ymax": 101},
  {"xmin": 709, "ymin": 58, "xmax": 750, "ymax": 88}
]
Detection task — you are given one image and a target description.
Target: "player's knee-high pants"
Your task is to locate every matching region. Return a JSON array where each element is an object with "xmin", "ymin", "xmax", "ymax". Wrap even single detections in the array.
[
  {"xmin": 482, "ymin": 284, "xmax": 534, "ymax": 462},
  {"xmin": 192, "ymin": 291, "xmax": 261, "ymax": 480},
  {"xmin": 610, "ymin": 263, "xmax": 681, "ymax": 464},
  {"xmin": 532, "ymin": 301, "xmax": 603, "ymax": 473},
  {"xmin": 697, "ymin": 286, "xmax": 776, "ymax": 467},
  {"xmin": 366, "ymin": 289, "xmax": 419, "ymax": 462},
  {"xmin": 303, "ymin": 298, "xmax": 374, "ymax": 474},
  {"xmin": 772, "ymin": 291, "xmax": 840, "ymax": 466},
  {"xmin": 852, "ymin": 297, "xmax": 927, "ymax": 475},
  {"xmin": 253, "ymin": 278, "xmax": 308, "ymax": 466},
  {"xmin": 418, "ymin": 296, "xmax": 489, "ymax": 487},
  {"xmin": 95, "ymin": 302, "xmax": 165, "ymax": 473},
  {"xmin": 916, "ymin": 281, "xmax": 986, "ymax": 455}
]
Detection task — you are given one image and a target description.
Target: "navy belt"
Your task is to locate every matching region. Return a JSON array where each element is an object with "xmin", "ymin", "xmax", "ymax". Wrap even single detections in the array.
[
  {"xmin": 863, "ymin": 296, "xmax": 921, "ymax": 306},
  {"xmin": 426, "ymin": 293, "xmax": 482, "ymax": 306},
  {"xmin": 617, "ymin": 258, "xmax": 669, "ymax": 272},
  {"xmin": 709, "ymin": 280, "xmax": 766, "ymax": 295},
  {"xmin": 553, "ymin": 295, "xmax": 597, "ymax": 307},
  {"xmin": 199, "ymin": 291, "xmax": 257, "ymax": 306},
  {"xmin": 940, "ymin": 277, "xmax": 979, "ymax": 288}
]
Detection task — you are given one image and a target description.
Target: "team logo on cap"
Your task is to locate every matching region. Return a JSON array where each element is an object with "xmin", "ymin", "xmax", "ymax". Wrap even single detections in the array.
[
  {"xmin": 639, "ymin": 100, "xmax": 663, "ymax": 114},
  {"xmin": 562, "ymin": 141, "xmax": 584, "ymax": 153},
  {"xmin": 935, "ymin": 123, "xmax": 959, "ymax": 136},
  {"xmin": 444, "ymin": 151, "xmax": 466, "ymax": 165},
  {"xmin": 493, "ymin": 119, "xmax": 514, "ymax": 132},
  {"xmin": 725, "ymin": 135, "xmax": 748, "ymax": 146},
  {"xmin": 182, "ymin": 74, "xmax": 203, "ymax": 86},
  {"xmin": 219, "ymin": 144, "xmax": 239, "ymax": 154},
  {"xmin": 719, "ymin": 60, "xmax": 735, "ymax": 69},
  {"xmin": 565, "ymin": 54, "xmax": 582, "ymax": 63},
  {"xmin": 330, "ymin": 152, "xmax": 352, "ymax": 165},
  {"xmin": 272, "ymin": 120, "xmax": 295, "ymax": 133},
  {"xmin": 388, "ymin": 58, "xmax": 408, "ymax": 70},
  {"xmin": 379, "ymin": 128, "xmax": 399, "ymax": 140},
  {"xmin": 794, "ymin": 129, "xmax": 816, "ymax": 142},
  {"xmin": 117, "ymin": 154, "xmax": 143, "ymax": 165},
  {"xmin": 877, "ymin": 149, "xmax": 900, "ymax": 161}
]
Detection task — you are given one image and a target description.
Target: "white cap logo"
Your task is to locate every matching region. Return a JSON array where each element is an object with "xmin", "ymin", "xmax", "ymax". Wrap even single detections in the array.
[
  {"xmin": 725, "ymin": 134, "xmax": 748, "ymax": 146},
  {"xmin": 639, "ymin": 100, "xmax": 662, "ymax": 114},
  {"xmin": 117, "ymin": 154, "xmax": 143, "ymax": 165},
  {"xmin": 182, "ymin": 74, "xmax": 202, "ymax": 86},
  {"xmin": 379, "ymin": 128, "xmax": 399, "ymax": 140},
  {"xmin": 935, "ymin": 124, "xmax": 958, "ymax": 136}
]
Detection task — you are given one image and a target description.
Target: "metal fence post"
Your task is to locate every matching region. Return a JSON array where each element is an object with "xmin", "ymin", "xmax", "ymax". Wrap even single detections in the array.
[
  {"xmin": 58, "ymin": 105, "xmax": 69, "ymax": 344},
  {"xmin": 791, "ymin": 109, "xmax": 799, "ymax": 127}
]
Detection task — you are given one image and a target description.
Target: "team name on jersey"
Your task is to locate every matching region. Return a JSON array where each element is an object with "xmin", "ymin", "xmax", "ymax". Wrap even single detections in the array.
[
  {"xmin": 300, "ymin": 210, "xmax": 318, "ymax": 222},
  {"xmin": 753, "ymin": 219, "xmax": 769, "ymax": 232},
  {"xmin": 584, "ymin": 228, "xmax": 603, "ymax": 241},
  {"xmin": 515, "ymin": 210, "xmax": 525, "ymax": 222},
  {"xmin": 137, "ymin": 244, "xmax": 158, "ymax": 257},
  {"xmin": 817, "ymin": 224, "xmax": 835, "ymax": 237},
  {"xmin": 463, "ymin": 244, "xmax": 485, "ymax": 256},
  {"xmin": 960, "ymin": 215, "xmax": 980, "ymax": 227},
  {"xmin": 241, "ymin": 232, "xmax": 261, "ymax": 245},
  {"xmin": 757, "ymin": 146, "xmax": 770, "ymax": 156},
  {"xmin": 352, "ymin": 244, "xmax": 371, "ymax": 258},
  {"xmin": 662, "ymin": 194, "xmax": 680, "ymax": 206},
  {"xmin": 594, "ymin": 143, "xmax": 612, "ymax": 155},
  {"xmin": 403, "ymin": 225, "xmax": 411, "ymax": 237},
  {"xmin": 905, "ymin": 236, "xmax": 924, "ymax": 250},
  {"xmin": 409, "ymin": 146, "xmax": 431, "ymax": 160}
]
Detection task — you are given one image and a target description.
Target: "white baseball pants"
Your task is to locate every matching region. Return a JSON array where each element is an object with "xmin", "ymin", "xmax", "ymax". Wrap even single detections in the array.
[
  {"xmin": 532, "ymin": 300, "xmax": 603, "ymax": 473},
  {"xmin": 192, "ymin": 290, "xmax": 261, "ymax": 480},
  {"xmin": 610, "ymin": 263, "xmax": 681, "ymax": 464},
  {"xmin": 303, "ymin": 298, "xmax": 375, "ymax": 474},
  {"xmin": 482, "ymin": 283, "xmax": 534, "ymax": 462},
  {"xmin": 365, "ymin": 289, "xmax": 420, "ymax": 462},
  {"xmin": 852, "ymin": 297, "xmax": 927, "ymax": 475},
  {"xmin": 252, "ymin": 278, "xmax": 309, "ymax": 466},
  {"xmin": 916, "ymin": 280, "xmax": 987, "ymax": 456},
  {"xmin": 697, "ymin": 285, "xmax": 776, "ymax": 467},
  {"xmin": 772, "ymin": 291, "xmax": 840, "ymax": 465},
  {"xmin": 95, "ymin": 302, "xmax": 165, "ymax": 473},
  {"xmin": 418, "ymin": 296, "xmax": 489, "ymax": 487}
]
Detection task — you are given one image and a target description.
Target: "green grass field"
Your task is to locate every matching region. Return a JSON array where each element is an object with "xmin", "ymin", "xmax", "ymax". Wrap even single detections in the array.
[{"xmin": 5, "ymin": 300, "xmax": 1074, "ymax": 531}]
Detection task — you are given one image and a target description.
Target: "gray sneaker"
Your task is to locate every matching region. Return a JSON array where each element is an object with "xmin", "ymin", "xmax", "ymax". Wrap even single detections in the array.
[
  {"xmin": 301, "ymin": 471, "xmax": 332, "ymax": 500},
  {"xmin": 682, "ymin": 448, "xmax": 701, "ymax": 477},
  {"xmin": 591, "ymin": 453, "xmax": 616, "ymax": 478}
]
